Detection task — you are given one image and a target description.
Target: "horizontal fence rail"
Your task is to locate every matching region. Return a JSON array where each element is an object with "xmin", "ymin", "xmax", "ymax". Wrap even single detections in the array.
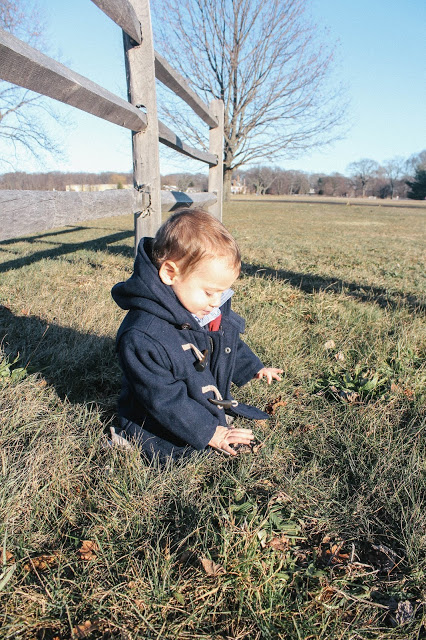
[
  {"xmin": 154, "ymin": 52, "xmax": 218, "ymax": 128},
  {"xmin": 90, "ymin": 0, "xmax": 217, "ymax": 128},
  {"xmin": 0, "ymin": 29, "xmax": 147, "ymax": 132},
  {"xmin": 0, "ymin": 27, "xmax": 217, "ymax": 167},
  {"xmin": 158, "ymin": 121, "xmax": 217, "ymax": 166},
  {"xmin": 90, "ymin": 0, "xmax": 142, "ymax": 44},
  {"xmin": 0, "ymin": 190, "xmax": 217, "ymax": 242},
  {"xmin": 0, "ymin": 0, "xmax": 224, "ymax": 242}
]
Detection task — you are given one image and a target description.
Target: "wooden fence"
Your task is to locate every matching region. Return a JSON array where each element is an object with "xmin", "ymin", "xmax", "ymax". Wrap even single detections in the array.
[{"xmin": 0, "ymin": 0, "xmax": 224, "ymax": 247}]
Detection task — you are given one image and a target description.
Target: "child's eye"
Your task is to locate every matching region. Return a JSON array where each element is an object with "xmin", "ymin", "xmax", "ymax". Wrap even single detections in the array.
[{"xmin": 205, "ymin": 291, "xmax": 213, "ymax": 297}]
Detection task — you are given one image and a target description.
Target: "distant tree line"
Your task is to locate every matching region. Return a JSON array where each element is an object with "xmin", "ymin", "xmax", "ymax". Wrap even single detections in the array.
[
  {"xmin": 235, "ymin": 150, "xmax": 426, "ymax": 200},
  {"xmin": 0, "ymin": 172, "xmax": 133, "ymax": 191},
  {"xmin": 1, "ymin": 150, "xmax": 425, "ymax": 199}
]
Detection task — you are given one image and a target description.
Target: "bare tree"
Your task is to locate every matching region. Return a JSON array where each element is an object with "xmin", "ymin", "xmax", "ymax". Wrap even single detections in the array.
[
  {"xmin": 244, "ymin": 165, "xmax": 276, "ymax": 195},
  {"xmin": 154, "ymin": 0, "xmax": 347, "ymax": 198},
  {"xmin": 0, "ymin": 0, "xmax": 62, "ymax": 168},
  {"xmin": 346, "ymin": 158, "xmax": 379, "ymax": 197},
  {"xmin": 381, "ymin": 156, "xmax": 406, "ymax": 199},
  {"xmin": 406, "ymin": 149, "xmax": 426, "ymax": 175}
]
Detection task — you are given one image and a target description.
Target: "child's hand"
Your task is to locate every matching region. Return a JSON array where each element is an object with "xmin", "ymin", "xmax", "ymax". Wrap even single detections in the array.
[
  {"xmin": 208, "ymin": 425, "xmax": 254, "ymax": 456},
  {"xmin": 254, "ymin": 367, "xmax": 283, "ymax": 384}
]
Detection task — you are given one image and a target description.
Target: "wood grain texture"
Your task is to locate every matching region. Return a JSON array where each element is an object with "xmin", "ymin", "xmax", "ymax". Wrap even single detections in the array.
[
  {"xmin": 90, "ymin": 0, "xmax": 142, "ymax": 43},
  {"xmin": 158, "ymin": 121, "xmax": 218, "ymax": 166},
  {"xmin": 123, "ymin": 0, "xmax": 162, "ymax": 251},
  {"xmin": 0, "ymin": 28, "xmax": 146, "ymax": 131},
  {"xmin": 208, "ymin": 99, "xmax": 224, "ymax": 220},
  {"xmin": 154, "ymin": 52, "xmax": 217, "ymax": 128},
  {"xmin": 0, "ymin": 190, "xmax": 217, "ymax": 241}
]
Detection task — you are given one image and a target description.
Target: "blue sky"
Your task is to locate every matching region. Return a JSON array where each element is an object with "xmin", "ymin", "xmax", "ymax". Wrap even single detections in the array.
[{"xmin": 5, "ymin": 0, "xmax": 426, "ymax": 176}]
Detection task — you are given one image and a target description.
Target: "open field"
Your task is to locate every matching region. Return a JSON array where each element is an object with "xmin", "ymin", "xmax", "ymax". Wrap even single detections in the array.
[
  {"xmin": 0, "ymin": 201, "xmax": 425, "ymax": 639},
  {"xmin": 231, "ymin": 194, "xmax": 426, "ymax": 209}
]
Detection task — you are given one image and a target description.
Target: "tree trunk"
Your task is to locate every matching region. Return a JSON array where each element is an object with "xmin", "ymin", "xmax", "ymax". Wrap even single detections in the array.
[{"xmin": 223, "ymin": 169, "xmax": 232, "ymax": 201}]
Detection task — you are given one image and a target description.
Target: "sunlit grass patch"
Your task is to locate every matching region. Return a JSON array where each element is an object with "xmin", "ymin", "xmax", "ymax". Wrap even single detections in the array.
[{"xmin": 0, "ymin": 201, "xmax": 424, "ymax": 638}]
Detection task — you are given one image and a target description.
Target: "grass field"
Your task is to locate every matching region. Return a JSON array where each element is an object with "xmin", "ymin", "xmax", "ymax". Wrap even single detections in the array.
[{"xmin": 0, "ymin": 200, "xmax": 425, "ymax": 639}]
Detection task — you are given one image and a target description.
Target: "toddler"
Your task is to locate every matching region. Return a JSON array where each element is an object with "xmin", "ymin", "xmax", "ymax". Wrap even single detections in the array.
[{"xmin": 111, "ymin": 208, "xmax": 282, "ymax": 462}]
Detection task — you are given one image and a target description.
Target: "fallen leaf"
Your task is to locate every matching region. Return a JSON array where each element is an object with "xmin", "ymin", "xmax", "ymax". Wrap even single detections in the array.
[
  {"xmin": 269, "ymin": 491, "xmax": 292, "ymax": 505},
  {"xmin": 77, "ymin": 540, "xmax": 98, "ymax": 562},
  {"xmin": 200, "ymin": 557, "xmax": 225, "ymax": 576},
  {"xmin": 265, "ymin": 397, "xmax": 287, "ymax": 415},
  {"xmin": 335, "ymin": 351, "xmax": 345, "ymax": 362},
  {"xmin": 395, "ymin": 600, "xmax": 414, "ymax": 626},
  {"xmin": 403, "ymin": 388, "xmax": 414, "ymax": 400},
  {"xmin": 323, "ymin": 340, "xmax": 336, "ymax": 350},
  {"xmin": 390, "ymin": 382, "xmax": 401, "ymax": 393},
  {"xmin": 72, "ymin": 620, "xmax": 100, "ymax": 639},
  {"xmin": 233, "ymin": 438, "xmax": 264, "ymax": 454},
  {"xmin": 24, "ymin": 554, "xmax": 58, "ymax": 572},
  {"xmin": 330, "ymin": 386, "xmax": 360, "ymax": 403},
  {"xmin": 21, "ymin": 308, "xmax": 31, "ymax": 316},
  {"xmin": 4, "ymin": 550, "xmax": 15, "ymax": 564},
  {"xmin": 268, "ymin": 536, "xmax": 291, "ymax": 551},
  {"xmin": 316, "ymin": 586, "xmax": 337, "ymax": 603}
]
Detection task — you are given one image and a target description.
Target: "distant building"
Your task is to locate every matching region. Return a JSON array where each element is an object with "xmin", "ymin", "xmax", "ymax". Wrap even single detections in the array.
[
  {"xmin": 231, "ymin": 176, "xmax": 247, "ymax": 194},
  {"xmin": 65, "ymin": 183, "xmax": 132, "ymax": 192}
]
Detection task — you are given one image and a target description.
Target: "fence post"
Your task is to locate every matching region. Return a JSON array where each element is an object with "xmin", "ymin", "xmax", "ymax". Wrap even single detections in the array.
[
  {"xmin": 208, "ymin": 99, "xmax": 224, "ymax": 221},
  {"xmin": 123, "ymin": 0, "xmax": 161, "ymax": 253}
]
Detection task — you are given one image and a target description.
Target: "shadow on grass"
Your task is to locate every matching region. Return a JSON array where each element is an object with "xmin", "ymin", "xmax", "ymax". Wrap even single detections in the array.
[
  {"xmin": 0, "ymin": 228, "xmax": 134, "ymax": 272},
  {"xmin": 0, "ymin": 307, "xmax": 120, "ymax": 416},
  {"xmin": 242, "ymin": 262, "xmax": 425, "ymax": 313}
]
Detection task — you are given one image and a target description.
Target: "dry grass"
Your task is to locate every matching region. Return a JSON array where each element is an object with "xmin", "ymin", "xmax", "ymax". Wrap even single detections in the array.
[{"xmin": 0, "ymin": 201, "xmax": 425, "ymax": 639}]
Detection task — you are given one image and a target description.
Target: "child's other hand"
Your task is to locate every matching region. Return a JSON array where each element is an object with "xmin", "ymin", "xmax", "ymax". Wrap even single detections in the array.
[
  {"xmin": 254, "ymin": 367, "xmax": 283, "ymax": 384},
  {"xmin": 208, "ymin": 425, "xmax": 254, "ymax": 456}
]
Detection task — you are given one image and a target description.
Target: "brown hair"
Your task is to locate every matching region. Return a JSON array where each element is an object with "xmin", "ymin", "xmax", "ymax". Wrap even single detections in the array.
[{"xmin": 152, "ymin": 208, "xmax": 241, "ymax": 276}]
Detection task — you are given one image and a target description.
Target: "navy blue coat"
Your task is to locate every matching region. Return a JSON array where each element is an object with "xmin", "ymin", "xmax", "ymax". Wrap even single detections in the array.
[{"xmin": 111, "ymin": 238, "xmax": 268, "ymax": 461}]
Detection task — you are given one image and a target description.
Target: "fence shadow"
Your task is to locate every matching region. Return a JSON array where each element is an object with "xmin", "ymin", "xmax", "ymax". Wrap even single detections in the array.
[
  {"xmin": 0, "ymin": 229, "xmax": 134, "ymax": 272},
  {"xmin": 241, "ymin": 262, "xmax": 425, "ymax": 313},
  {"xmin": 0, "ymin": 307, "xmax": 121, "ymax": 421}
]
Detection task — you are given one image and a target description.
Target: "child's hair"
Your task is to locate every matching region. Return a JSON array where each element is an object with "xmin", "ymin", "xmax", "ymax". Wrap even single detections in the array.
[{"xmin": 152, "ymin": 208, "xmax": 241, "ymax": 276}]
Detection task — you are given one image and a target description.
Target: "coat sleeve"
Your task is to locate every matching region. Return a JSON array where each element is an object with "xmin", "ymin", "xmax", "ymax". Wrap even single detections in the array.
[
  {"xmin": 118, "ymin": 330, "xmax": 218, "ymax": 450},
  {"xmin": 232, "ymin": 337, "xmax": 264, "ymax": 387}
]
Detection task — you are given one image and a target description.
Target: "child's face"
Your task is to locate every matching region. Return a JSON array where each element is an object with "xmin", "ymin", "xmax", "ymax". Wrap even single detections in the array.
[{"xmin": 170, "ymin": 256, "xmax": 239, "ymax": 318}]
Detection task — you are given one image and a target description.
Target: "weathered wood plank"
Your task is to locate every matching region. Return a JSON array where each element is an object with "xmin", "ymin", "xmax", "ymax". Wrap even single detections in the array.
[
  {"xmin": 154, "ymin": 52, "xmax": 218, "ymax": 128},
  {"xmin": 0, "ymin": 28, "xmax": 146, "ymax": 131},
  {"xmin": 161, "ymin": 190, "xmax": 217, "ymax": 212},
  {"xmin": 158, "ymin": 121, "xmax": 218, "ymax": 166},
  {"xmin": 208, "ymin": 99, "xmax": 224, "ymax": 220},
  {"xmin": 123, "ymin": 0, "xmax": 162, "ymax": 252},
  {"xmin": 0, "ymin": 190, "xmax": 133, "ymax": 241},
  {"xmin": 90, "ymin": 0, "xmax": 142, "ymax": 44},
  {"xmin": 0, "ymin": 190, "xmax": 217, "ymax": 242}
]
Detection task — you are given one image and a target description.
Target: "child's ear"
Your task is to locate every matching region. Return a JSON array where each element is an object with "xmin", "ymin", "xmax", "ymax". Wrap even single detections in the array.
[{"xmin": 158, "ymin": 260, "xmax": 180, "ymax": 285}]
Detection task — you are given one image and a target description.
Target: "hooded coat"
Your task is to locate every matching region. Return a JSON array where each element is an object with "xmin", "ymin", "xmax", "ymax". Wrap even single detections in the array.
[{"xmin": 111, "ymin": 238, "xmax": 268, "ymax": 461}]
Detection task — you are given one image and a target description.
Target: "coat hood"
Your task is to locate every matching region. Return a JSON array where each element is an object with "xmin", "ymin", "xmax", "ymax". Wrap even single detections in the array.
[{"xmin": 111, "ymin": 237, "xmax": 197, "ymax": 327}]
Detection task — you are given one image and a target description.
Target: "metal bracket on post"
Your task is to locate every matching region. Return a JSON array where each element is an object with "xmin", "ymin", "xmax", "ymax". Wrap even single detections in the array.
[
  {"xmin": 134, "ymin": 183, "xmax": 151, "ymax": 217},
  {"xmin": 134, "ymin": 184, "xmax": 151, "ymax": 254}
]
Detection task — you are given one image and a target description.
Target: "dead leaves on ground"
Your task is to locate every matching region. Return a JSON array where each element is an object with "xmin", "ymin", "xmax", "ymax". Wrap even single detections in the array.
[
  {"xmin": 72, "ymin": 620, "xmax": 102, "ymax": 639},
  {"xmin": 265, "ymin": 396, "xmax": 287, "ymax": 415},
  {"xmin": 200, "ymin": 557, "xmax": 225, "ymax": 577},
  {"xmin": 24, "ymin": 553, "xmax": 58, "ymax": 572},
  {"xmin": 77, "ymin": 540, "xmax": 99, "ymax": 562}
]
